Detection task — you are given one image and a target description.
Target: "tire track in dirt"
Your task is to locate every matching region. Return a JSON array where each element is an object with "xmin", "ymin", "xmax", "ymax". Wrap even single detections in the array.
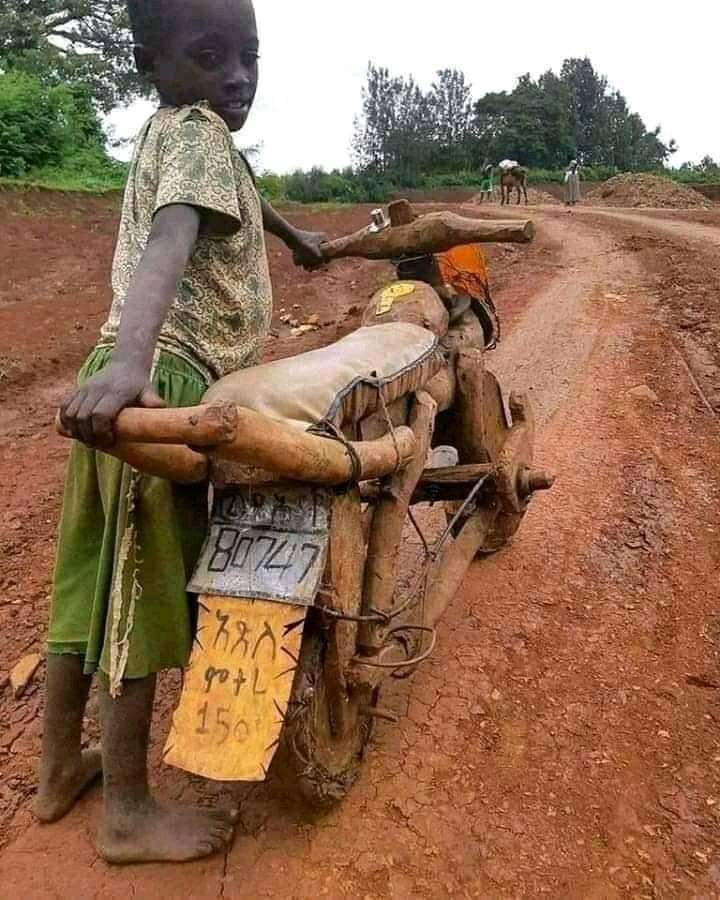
[
  {"xmin": 2, "ymin": 205, "xmax": 720, "ymax": 897},
  {"xmin": 487, "ymin": 214, "xmax": 615, "ymax": 426},
  {"xmin": 574, "ymin": 206, "xmax": 720, "ymax": 417},
  {"xmin": 575, "ymin": 208, "xmax": 720, "ymax": 248}
]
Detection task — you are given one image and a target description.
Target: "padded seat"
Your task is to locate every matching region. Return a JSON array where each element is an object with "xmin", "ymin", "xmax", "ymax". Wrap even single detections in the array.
[{"xmin": 204, "ymin": 322, "xmax": 444, "ymax": 433}]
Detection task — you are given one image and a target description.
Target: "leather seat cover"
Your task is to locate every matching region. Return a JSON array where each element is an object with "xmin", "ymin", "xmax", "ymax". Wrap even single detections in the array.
[{"xmin": 204, "ymin": 323, "xmax": 444, "ymax": 432}]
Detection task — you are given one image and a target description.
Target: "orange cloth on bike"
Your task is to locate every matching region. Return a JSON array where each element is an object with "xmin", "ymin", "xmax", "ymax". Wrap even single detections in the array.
[{"xmin": 436, "ymin": 244, "xmax": 490, "ymax": 300}]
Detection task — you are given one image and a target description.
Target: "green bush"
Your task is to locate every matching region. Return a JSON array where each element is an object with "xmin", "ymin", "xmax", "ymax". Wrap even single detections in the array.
[
  {"xmin": 282, "ymin": 168, "xmax": 355, "ymax": 204},
  {"xmin": 256, "ymin": 171, "xmax": 286, "ymax": 204},
  {"xmin": 253, "ymin": 164, "xmax": 654, "ymax": 207},
  {"xmin": 0, "ymin": 71, "xmax": 67, "ymax": 176},
  {"xmin": 252, "ymin": 165, "xmax": 633, "ymax": 206},
  {"xmin": 0, "ymin": 71, "xmax": 127, "ymax": 188},
  {"xmin": 671, "ymin": 166, "xmax": 720, "ymax": 184}
]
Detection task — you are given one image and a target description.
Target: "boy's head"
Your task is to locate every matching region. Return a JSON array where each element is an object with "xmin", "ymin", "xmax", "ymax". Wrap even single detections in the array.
[{"xmin": 127, "ymin": 0, "xmax": 259, "ymax": 132}]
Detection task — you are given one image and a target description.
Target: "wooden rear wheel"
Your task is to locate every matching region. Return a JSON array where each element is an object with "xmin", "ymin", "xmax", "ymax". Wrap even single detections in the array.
[{"xmin": 279, "ymin": 614, "xmax": 375, "ymax": 810}]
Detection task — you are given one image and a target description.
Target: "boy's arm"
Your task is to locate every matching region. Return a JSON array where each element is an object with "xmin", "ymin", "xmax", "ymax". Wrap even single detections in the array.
[
  {"xmin": 60, "ymin": 204, "xmax": 201, "ymax": 448},
  {"xmin": 260, "ymin": 197, "xmax": 326, "ymax": 269}
]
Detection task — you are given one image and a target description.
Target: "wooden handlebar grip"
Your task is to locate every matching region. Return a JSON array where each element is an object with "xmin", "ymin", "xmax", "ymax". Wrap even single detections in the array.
[
  {"xmin": 321, "ymin": 211, "xmax": 535, "ymax": 261},
  {"xmin": 56, "ymin": 403, "xmax": 238, "ymax": 447}
]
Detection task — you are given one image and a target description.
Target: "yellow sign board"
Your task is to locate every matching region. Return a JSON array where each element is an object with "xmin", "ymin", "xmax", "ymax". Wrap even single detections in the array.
[{"xmin": 164, "ymin": 595, "xmax": 306, "ymax": 782}]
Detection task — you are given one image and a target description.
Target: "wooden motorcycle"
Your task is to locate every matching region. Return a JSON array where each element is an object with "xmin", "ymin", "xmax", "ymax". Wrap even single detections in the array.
[{"xmin": 58, "ymin": 201, "xmax": 552, "ymax": 807}]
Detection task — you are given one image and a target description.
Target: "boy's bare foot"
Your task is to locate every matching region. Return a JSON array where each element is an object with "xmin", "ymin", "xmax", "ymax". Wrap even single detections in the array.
[
  {"xmin": 34, "ymin": 747, "xmax": 103, "ymax": 823},
  {"xmin": 97, "ymin": 802, "xmax": 239, "ymax": 865}
]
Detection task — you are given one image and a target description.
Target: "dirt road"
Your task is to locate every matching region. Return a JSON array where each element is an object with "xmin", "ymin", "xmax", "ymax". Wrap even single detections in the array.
[{"xmin": 1, "ymin": 194, "xmax": 719, "ymax": 898}]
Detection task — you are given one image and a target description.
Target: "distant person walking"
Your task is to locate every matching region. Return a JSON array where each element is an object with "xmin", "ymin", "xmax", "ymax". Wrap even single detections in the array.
[
  {"xmin": 478, "ymin": 164, "xmax": 495, "ymax": 203},
  {"xmin": 564, "ymin": 160, "xmax": 581, "ymax": 206}
]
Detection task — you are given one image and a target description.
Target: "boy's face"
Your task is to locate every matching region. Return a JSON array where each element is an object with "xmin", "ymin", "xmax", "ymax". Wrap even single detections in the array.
[{"xmin": 140, "ymin": 0, "xmax": 259, "ymax": 132}]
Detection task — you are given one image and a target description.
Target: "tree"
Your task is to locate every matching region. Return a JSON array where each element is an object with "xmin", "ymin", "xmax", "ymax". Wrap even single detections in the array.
[
  {"xmin": 386, "ymin": 76, "xmax": 434, "ymax": 180},
  {"xmin": 427, "ymin": 68, "xmax": 474, "ymax": 170},
  {"xmin": 559, "ymin": 57, "xmax": 607, "ymax": 162},
  {"xmin": 0, "ymin": 1, "xmax": 142, "ymax": 111},
  {"xmin": 351, "ymin": 64, "xmax": 403, "ymax": 173},
  {"xmin": 696, "ymin": 155, "xmax": 720, "ymax": 174},
  {"xmin": 536, "ymin": 70, "xmax": 576, "ymax": 167},
  {"xmin": 352, "ymin": 57, "xmax": 676, "ymax": 182},
  {"xmin": 352, "ymin": 65, "xmax": 476, "ymax": 177}
]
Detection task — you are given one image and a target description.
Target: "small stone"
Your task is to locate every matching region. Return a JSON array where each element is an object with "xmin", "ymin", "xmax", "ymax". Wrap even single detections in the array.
[
  {"xmin": 297, "ymin": 324, "xmax": 317, "ymax": 334},
  {"xmin": 627, "ymin": 384, "xmax": 659, "ymax": 404},
  {"xmin": 355, "ymin": 852, "xmax": 387, "ymax": 877},
  {"xmin": 10, "ymin": 654, "xmax": 43, "ymax": 698},
  {"xmin": 306, "ymin": 314, "xmax": 320, "ymax": 326},
  {"xmin": 491, "ymin": 688, "xmax": 502, "ymax": 702},
  {"xmin": 657, "ymin": 729, "xmax": 670, "ymax": 739}
]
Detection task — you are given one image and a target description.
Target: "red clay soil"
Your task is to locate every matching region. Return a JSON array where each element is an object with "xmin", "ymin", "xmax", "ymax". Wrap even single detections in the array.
[
  {"xmin": 1, "ymin": 191, "xmax": 720, "ymax": 898},
  {"xmin": 585, "ymin": 174, "xmax": 712, "ymax": 210}
]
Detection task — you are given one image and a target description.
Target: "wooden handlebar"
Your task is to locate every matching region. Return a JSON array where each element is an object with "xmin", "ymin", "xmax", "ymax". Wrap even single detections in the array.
[
  {"xmin": 321, "ymin": 210, "xmax": 535, "ymax": 262},
  {"xmin": 55, "ymin": 403, "xmax": 238, "ymax": 447},
  {"xmin": 56, "ymin": 403, "xmax": 417, "ymax": 486}
]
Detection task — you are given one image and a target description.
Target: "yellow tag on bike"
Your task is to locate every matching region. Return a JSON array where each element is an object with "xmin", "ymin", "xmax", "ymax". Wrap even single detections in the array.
[
  {"xmin": 164, "ymin": 596, "xmax": 306, "ymax": 782},
  {"xmin": 376, "ymin": 282, "xmax": 416, "ymax": 316},
  {"xmin": 165, "ymin": 484, "xmax": 329, "ymax": 782}
]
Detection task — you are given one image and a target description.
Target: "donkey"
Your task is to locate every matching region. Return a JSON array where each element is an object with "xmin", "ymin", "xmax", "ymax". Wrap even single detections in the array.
[{"xmin": 500, "ymin": 166, "xmax": 529, "ymax": 205}]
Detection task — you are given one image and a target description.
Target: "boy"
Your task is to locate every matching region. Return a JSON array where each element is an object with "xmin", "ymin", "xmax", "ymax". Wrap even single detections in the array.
[{"xmin": 34, "ymin": 0, "xmax": 325, "ymax": 865}]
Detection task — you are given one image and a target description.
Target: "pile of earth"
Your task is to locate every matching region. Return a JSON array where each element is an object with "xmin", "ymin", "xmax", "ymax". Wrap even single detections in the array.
[{"xmin": 586, "ymin": 173, "xmax": 710, "ymax": 209}]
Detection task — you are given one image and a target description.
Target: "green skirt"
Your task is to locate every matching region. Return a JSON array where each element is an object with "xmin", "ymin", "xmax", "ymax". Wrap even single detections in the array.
[{"xmin": 48, "ymin": 346, "xmax": 209, "ymax": 691}]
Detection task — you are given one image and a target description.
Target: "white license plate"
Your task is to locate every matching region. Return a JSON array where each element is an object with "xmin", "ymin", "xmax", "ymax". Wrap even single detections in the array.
[{"xmin": 188, "ymin": 485, "xmax": 330, "ymax": 606}]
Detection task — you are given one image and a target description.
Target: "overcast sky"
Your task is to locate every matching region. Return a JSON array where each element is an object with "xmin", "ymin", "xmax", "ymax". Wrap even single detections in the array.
[{"xmin": 107, "ymin": 0, "xmax": 719, "ymax": 171}]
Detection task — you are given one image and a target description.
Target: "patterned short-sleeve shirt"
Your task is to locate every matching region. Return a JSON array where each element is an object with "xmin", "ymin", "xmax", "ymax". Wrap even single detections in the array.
[{"xmin": 99, "ymin": 102, "xmax": 273, "ymax": 382}]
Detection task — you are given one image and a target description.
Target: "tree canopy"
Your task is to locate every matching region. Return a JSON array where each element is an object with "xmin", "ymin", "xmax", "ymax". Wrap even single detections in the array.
[
  {"xmin": 353, "ymin": 58, "xmax": 677, "ymax": 177},
  {"xmin": 0, "ymin": 0, "xmax": 142, "ymax": 111}
]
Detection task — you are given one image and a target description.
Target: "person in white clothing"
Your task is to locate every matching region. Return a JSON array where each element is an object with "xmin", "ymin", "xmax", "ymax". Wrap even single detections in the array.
[{"xmin": 564, "ymin": 160, "xmax": 581, "ymax": 206}]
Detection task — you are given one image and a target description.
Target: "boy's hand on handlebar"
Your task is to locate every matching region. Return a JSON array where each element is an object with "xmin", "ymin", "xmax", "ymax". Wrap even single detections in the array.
[
  {"xmin": 59, "ymin": 362, "xmax": 165, "ymax": 449},
  {"xmin": 290, "ymin": 229, "xmax": 327, "ymax": 270}
]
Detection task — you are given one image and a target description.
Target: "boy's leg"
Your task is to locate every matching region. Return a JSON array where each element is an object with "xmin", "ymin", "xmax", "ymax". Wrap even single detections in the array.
[
  {"xmin": 34, "ymin": 654, "xmax": 102, "ymax": 822},
  {"xmin": 97, "ymin": 674, "xmax": 237, "ymax": 865}
]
